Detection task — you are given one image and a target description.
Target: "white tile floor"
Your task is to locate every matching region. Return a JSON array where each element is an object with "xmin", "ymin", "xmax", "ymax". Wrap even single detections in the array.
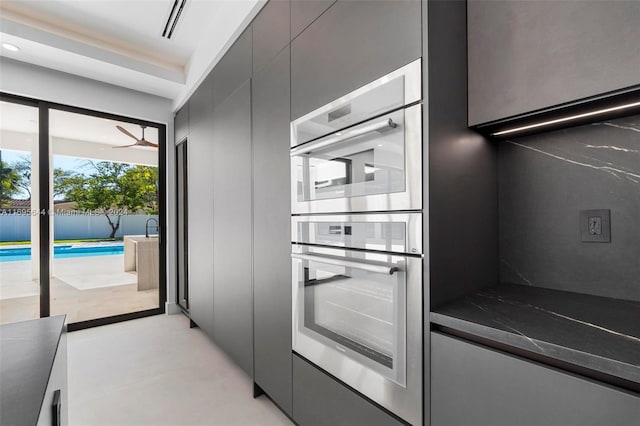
[{"xmin": 67, "ymin": 314, "xmax": 292, "ymax": 426}]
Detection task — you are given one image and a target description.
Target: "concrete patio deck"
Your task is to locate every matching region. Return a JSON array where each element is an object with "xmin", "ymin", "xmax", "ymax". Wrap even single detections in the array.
[{"xmin": 0, "ymin": 255, "xmax": 158, "ymax": 324}]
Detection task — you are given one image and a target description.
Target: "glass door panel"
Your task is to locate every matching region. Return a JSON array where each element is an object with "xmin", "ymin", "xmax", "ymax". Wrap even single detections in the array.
[
  {"xmin": 293, "ymin": 246, "xmax": 407, "ymax": 386},
  {"xmin": 48, "ymin": 109, "xmax": 160, "ymax": 324},
  {"xmin": 293, "ymin": 108, "xmax": 406, "ymax": 203},
  {"xmin": 0, "ymin": 101, "xmax": 40, "ymax": 324}
]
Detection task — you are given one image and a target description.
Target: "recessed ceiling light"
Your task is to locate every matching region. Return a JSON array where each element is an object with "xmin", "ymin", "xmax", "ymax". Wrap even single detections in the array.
[{"xmin": 1, "ymin": 43, "xmax": 20, "ymax": 52}]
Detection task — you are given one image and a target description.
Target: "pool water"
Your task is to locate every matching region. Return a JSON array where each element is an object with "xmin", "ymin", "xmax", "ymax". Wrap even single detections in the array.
[{"xmin": 0, "ymin": 244, "xmax": 124, "ymax": 262}]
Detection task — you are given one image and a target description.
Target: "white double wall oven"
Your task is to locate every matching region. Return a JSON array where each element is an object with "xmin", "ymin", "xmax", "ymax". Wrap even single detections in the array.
[{"xmin": 289, "ymin": 59, "xmax": 424, "ymax": 425}]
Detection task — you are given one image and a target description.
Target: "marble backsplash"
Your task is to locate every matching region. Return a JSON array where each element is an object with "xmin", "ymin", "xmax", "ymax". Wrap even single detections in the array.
[{"xmin": 498, "ymin": 113, "xmax": 640, "ymax": 301}]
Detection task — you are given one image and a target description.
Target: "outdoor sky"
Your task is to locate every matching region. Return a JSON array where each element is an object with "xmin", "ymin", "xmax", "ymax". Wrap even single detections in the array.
[
  {"xmin": 2, "ymin": 150, "xmax": 82, "ymax": 170},
  {"xmin": 1, "ymin": 149, "xmax": 91, "ymax": 199}
]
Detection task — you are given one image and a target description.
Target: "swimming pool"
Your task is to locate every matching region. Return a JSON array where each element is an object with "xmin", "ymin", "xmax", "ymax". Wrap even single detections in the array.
[{"xmin": 0, "ymin": 244, "xmax": 124, "ymax": 262}]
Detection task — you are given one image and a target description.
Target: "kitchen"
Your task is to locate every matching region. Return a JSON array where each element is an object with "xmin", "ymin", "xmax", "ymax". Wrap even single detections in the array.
[{"xmin": 1, "ymin": 1, "xmax": 639, "ymax": 425}]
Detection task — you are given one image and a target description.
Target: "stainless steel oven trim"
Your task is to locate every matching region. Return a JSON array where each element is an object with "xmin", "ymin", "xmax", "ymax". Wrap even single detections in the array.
[
  {"xmin": 291, "ymin": 252, "xmax": 399, "ymax": 275},
  {"xmin": 291, "ymin": 58, "xmax": 422, "ymax": 148},
  {"xmin": 291, "ymin": 212, "xmax": 423, "ymax": 256},
  {"xmin": 290, "ymin": 117, "xmax": 398, "ymax": 157},
  {"xmin": 290, "ymin": 103, "xmax": 422, "ymax": 214},
  {"xmin": 291, "ymin": 244, "xmax": 422, "ymax": 425}
]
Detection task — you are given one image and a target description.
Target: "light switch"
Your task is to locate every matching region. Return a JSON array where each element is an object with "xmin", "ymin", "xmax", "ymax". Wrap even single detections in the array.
[
  {"xmin": 580, "ymin": 209, "xmax": 611, "ymax": 243},
  {"xmin": 588, "ymin": 216, "xmax": 602, "ymax": 235}
]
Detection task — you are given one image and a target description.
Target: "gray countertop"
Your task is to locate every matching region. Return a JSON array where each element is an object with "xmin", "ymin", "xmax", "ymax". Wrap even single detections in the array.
[
  {"xmin": 0, "ymin": 315, "xmax": 66, "ymax": 426},
  {"xmin": 431, "ymin": 284, "xmax": 640, "ymax": 385}
]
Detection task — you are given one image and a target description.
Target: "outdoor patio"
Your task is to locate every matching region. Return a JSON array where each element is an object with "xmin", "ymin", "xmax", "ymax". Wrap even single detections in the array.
[{"xmin": 0, "ymin": 254, "xmax": 158, "ymax": 324}]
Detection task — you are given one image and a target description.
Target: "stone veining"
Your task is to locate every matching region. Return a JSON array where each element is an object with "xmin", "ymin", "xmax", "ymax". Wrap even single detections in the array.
[
  {"xmin": 506, "ymin": 140, "xmax": 640, "ymax": 183},
  {"xmin": 593, "ymin": 122, "xmax": 640, "ymax": 133},
  {"xmin": 585, "ymin": 144, "xmax": 640, "ymax": 154},
  {"xmin": 500, "ymin": 258, "xmax": 533, "ymax": 286},
  {"xmin": 491, "ymin": 317, "xmax": 547, "ymax": 353},
  {"xmin": 476, "ymin": 292, "xmax": 640, "ymax": 344}
]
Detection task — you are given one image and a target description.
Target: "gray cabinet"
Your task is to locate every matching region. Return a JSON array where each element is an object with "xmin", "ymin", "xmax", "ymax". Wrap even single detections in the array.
[
  {"xmin": 212, "ymin": 28, "xmax": 253, "ymax": 110},
  {"xmin": 211, "ymin": 80, "xmax": 253, "ymax": 376},
  {"xmin": 431, "ymin": 332, "xmax": 640, "ymax": 426},
  {"xmin": 291, "ymin": 0, "xmax": 421, "ymax": 119},
  {"xmin": 252, "ymin": 0, "xmax": 289, "ymax": 74},
  {"xmin": 1, "ymin": 316, "xmax": 68, "ymax": 426},
  {"xmin": 37, "ymin": 329, "xmax": 67, "ymax": 426},
  {"xmin": 186, "ymin": 76, "xmax": 215, "ymax": 337},
  {"xmin": 290, "ymin": 0, "xmax": 335, "ymax": 40},
  {"xmin": 252, "ymin": 47, "xmax": 292, "ymax": 416},
  {"xmin": 174, "ymin": 103, "xmax": 188, "ymax": 143},
  {"xmin": 468, "ymin": 1, "xmax": 640, "ymax": 125},
  {"xmin": 292, "ymin": 355, "xmax": 404, "ymax": 426}
]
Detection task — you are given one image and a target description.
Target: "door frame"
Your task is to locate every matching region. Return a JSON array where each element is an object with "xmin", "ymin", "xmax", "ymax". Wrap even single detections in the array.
[
  {"xmin": 175, "ymin": 138, "xmax": 189, "ymax": 311},
  {"xmin": 0, "ymin": 92, "xmax": 167, "ymax": 331}
]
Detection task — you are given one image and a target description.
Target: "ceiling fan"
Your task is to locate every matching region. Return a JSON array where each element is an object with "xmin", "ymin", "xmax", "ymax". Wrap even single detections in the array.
[{"xmin": 113, "ymin": 125, "xmax": 158, "ymax": 148}]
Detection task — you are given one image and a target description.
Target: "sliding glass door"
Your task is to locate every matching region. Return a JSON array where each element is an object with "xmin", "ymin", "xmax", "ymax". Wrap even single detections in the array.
[
  {"xmin": 0, "ymin": 93, "xmax": 166, "ymax": 329},
  {"xmin": 0, "ymin": 100, "xmax": 40, "ymax": 323}
]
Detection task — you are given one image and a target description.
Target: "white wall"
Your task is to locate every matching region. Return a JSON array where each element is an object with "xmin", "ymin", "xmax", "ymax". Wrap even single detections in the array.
[{"xmin": 0, "ymin": 58, "xmax": 179, "ymax": 312}]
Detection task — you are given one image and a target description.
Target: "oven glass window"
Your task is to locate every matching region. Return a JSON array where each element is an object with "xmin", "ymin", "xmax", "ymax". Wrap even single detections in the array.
[
  {"xmin": 298, "ymin": 253, "xmax": 406, "ymax": 384},
  {"xmin": 294, "ymin": 109, "xmax": 405, "ymax": 203}
]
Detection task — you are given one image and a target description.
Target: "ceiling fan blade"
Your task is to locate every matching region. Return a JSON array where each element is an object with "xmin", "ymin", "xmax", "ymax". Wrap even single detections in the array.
[
  {"xmin": 116, "ymin": 125, "xmax": 139, "ymax": 141},
  {"xmin": 139, "ymin": 140, "xmax": 159, "ymax": 148},
  {"xmin": 112, "ymin": 143, "xmax": 138, "ymax": 148}
]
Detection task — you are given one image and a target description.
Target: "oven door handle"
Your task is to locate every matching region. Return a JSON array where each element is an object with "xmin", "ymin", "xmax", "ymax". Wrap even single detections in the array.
[
  {"xmin": 291, "ymin": 253, "xmax": 399, "ymax": 275},
  {"xmin": 290, "ymin": 118, "xmax": 398, "ymax": 157}
]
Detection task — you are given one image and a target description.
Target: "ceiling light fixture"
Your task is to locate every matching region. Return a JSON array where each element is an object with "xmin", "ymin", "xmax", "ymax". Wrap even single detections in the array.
[
  {"xmin": 162, "ymin": 0, "xmax": 187, "ymax": 39},
  {"xmin": 1, "ymin": 43, "xmax": 20, "ymax": 52},
  {"xmin": 491, "ymin": 101, "xmax": 640, "ymax": 136}
]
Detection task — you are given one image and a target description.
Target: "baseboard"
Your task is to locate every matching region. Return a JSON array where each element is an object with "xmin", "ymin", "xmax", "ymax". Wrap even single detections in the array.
[{"xmin": 165, "ymin": 302, "xmax": 182, "ymax": 314}]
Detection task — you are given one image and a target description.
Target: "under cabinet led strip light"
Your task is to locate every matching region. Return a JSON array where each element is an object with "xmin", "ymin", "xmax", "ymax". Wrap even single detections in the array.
[{"xmin": 491, "ymin": 101, "xmax": 640, "ymax": 136}]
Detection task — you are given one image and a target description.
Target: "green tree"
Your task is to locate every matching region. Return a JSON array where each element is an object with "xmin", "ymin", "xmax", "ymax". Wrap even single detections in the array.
[
  {"xmin": 122, "ymin": 165, "xmax": 159, "ymax": 214},
  {"xmin": 12, "ymin": 156, "xmax": 77, "ymax": 201},
  {"xmin": 0, "ymin": 159, "xmax": 21, "ymax": 208},
  {"xmin": 13, "ymin": 157, "xmax": 32, "ymax": 199},
  {"xmin": 60, "ymin": 161, "xmax": 158, "ymax": 238},
  {"xmin": 53, "ymin": 168, "xmax": 79, "ymax": 200}
]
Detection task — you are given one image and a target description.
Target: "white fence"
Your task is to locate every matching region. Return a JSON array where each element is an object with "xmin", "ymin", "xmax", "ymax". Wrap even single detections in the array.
[{"xmin": 0, "ymin": 214, "xmax": 159, "ymax": 241}]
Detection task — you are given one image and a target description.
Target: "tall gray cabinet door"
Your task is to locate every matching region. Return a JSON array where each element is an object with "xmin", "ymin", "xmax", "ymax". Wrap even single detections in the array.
[
  {"xmin": 186, "ymin": 78, "xmax": 215, "ymax": 338},
  {"xmin": 431, "ymin": 332, "xmax": 640, "ymax": 426},
  {"xmin": 290, "ymin": 0, "xmax": 335, "ymax": 40},
  {"xmin": 212, "ymin": 28, "xmax": 252, "ymax": 110},
  {"xmin": 252, "ymin": 47, "xmax": 292, "ymax": 416},
  {"xmin": 211, "ymin": 80, "xmax": 253, "ymax": 376},
  {"xmin": 468, "ymin": 1, "xmax": 640, "ymax": 125},
  {"xmin": 252, "ymin": 0, "xmax": 289, "ymax": 75},
  {"xmin": 175, "ymin": 103, "xmax": 189, "ymax": 142},
  {"xmin": 292, "ymin": 355, "xmax": 404, "ymax": 426},
  {"xmin": 291, "ymin": 0, "xmax": 421, "ymax": 119}
]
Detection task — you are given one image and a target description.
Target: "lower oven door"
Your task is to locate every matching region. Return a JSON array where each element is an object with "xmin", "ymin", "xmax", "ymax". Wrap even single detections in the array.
[{"xmin": 292, "ymin": 245, "xmax": 422, "ymax": 425}]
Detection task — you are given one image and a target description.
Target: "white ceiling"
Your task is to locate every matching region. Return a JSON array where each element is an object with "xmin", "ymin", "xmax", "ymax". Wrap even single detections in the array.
[
  {"xmin": 0, "ymin": 100, "xmax": 159, "ymax": 146},
  {"xmin": 0, "ymin": 100, "xmax": 159, "ymax": 165},
  {"xmin": 0, "ymin": 0, "xmax": 265, "ymax": 109}
]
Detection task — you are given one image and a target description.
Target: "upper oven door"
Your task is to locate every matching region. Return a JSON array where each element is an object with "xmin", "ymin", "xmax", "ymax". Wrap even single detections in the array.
[
  {"xmin": 291, "ymin": 59, "xmax": 421, "ymax": 148},
  {"xmin": 290, "ymin": 104, "xmax": 422, "ymax": 214}
]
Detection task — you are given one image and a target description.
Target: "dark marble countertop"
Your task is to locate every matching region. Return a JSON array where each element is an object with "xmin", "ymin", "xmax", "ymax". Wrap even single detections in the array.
[
  {"xmin": 431, "ymin": 284, "xmax": 640, "ymax": 385},
  {"xmin": 0, "ymin": 315, "xmax": 66, "ymax": 426}
]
